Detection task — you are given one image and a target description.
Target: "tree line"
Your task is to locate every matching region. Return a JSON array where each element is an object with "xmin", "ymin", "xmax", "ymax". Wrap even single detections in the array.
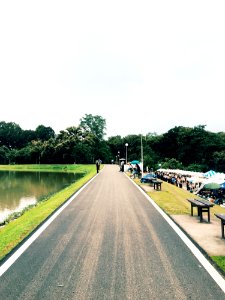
[{"xmin": 0, "ymin": 115, "xmax": 225, "ymax": 173}]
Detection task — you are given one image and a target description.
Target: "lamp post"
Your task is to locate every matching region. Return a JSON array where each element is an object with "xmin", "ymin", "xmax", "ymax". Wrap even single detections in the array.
[
  {"xmin": 141, "ymin": 134, "xmax": 144, "ymax": 177},
  {"xmin": 125, "ymin": 143, "xmax": 128, "ymax": 164}
]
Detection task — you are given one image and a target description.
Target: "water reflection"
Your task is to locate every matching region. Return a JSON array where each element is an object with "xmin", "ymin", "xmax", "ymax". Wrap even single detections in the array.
[{"xmin": 0, "ymin": 171, "xmax": 82, "ymax": 223}]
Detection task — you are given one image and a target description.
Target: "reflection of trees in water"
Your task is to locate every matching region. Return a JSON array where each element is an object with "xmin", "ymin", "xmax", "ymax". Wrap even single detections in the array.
[{"xmin": 0, "ymin": 171, "xmax": 83, "ymax": 210}]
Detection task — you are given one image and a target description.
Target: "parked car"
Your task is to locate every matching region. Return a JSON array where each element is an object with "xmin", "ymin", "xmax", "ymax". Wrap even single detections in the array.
[{"xmin": 140, "ymin": 173, "xmax": 156, "ymax": 183}]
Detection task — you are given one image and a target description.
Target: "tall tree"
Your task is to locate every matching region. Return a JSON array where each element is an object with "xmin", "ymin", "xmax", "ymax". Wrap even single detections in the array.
[
  {"xmin": 0, "ymin": 121, "xmax": 23, "ymax": 148},
  {"xmin": 35, "ymin": 125, "xmax": 55, "ymax": 141},
  {"xmin": 22, "ymin": 129, "xmax": 36, "ymax": 145},
  {"xmin": 107, "ymin": 135, "xmax": 124, "ymax": 161},
  {"xmin": 79, "ymin": 114, "xmax": 106, "ymax": 141}
]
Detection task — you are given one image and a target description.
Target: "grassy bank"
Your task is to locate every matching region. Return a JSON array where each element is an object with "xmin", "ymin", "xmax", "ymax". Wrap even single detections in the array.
[
  {"xmin": 0, "ymin": 164, "xmax": 97, "ymax": 261},
  {"xmin": 133, "ymin": 177, "xmax": 225, "ymax": 275},
  {"xmin": 134, "ymin": 177, "xmax": 225, "ymax": 216},
  {"xmin": 0, "ymin": 164, "xmax": 95, "ymax": 172}
]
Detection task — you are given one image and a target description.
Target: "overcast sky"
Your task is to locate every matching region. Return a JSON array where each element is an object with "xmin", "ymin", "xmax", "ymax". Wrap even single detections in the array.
[{"xmin": 0, "ymin": 1, "xmax": 224, "ymax": 138}]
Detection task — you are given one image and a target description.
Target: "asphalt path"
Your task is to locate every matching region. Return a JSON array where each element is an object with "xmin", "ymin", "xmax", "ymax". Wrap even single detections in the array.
[{"xmin": 0, "ymin": 165, "xmax": 225, "ymax": 299}]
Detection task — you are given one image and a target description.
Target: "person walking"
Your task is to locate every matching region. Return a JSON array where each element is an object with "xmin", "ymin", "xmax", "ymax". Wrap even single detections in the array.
[
  {"xmin": 121, "ymin": 160, "xmax": 125, "ymax": 172},
  {"xmin": 96, "ymin": 159, "xmax": 100, "ymax": 173}
]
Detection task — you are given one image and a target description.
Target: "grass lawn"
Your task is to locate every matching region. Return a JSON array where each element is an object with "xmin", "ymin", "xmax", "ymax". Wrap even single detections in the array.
[
  {"xmin": 133, "ymin": 176, "xmax": 225, "ymax": 275},
  {"xmin": 0, "ymin": 164, "xmax": 97, "ymax": 261},
  {"xmin": 134, "ymin": 177, "xmax": 225, "ymax": 216},
  {"xmin": 0, "ymin": 164, "xmax": 95, "ymax": 172}
]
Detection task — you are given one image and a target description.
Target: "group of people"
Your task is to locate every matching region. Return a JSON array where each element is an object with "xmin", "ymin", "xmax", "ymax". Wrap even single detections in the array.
[
  {"xmin": 155, "ymin": 170, "xmax": 225, "ymax": 205},
  {"xmin": 155, "ymin": 171, "xmax": 200, "ymax": 192},
  {"xmin": 118, "ymin": 161, "xmax": 141, "ymax": 178},
  {"xmin": 96, "ymin": 159, "xmax": 142, "ymax": 179},
  {"xmin": 127, "ymin": 162, "xmax": 141, "ymax": 178}
]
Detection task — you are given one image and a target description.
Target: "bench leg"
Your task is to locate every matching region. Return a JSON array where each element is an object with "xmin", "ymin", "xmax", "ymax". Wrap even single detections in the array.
[
  {"xmin": 208, "ymin": 209, "xmax": 210, "ymax": 223},
  {"xmin": 191, "ymin": 204, "xmax": 193, "ymax": 216},
  {"xmin": 221, "ymin": 221, "xmax": 225, "ymax": 239},
  {"xmin": 156, "ymin": 183, "xmax": 160, "ymax": 190},
  {"xmin": 199, "ymin": 208, "xmax": 203, "ymax": 222}
]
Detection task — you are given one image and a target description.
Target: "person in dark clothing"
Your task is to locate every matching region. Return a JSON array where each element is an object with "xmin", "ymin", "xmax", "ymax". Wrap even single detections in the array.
[
  {"xmin": 131, "ymin": 163, "xmax": 141, "ymax": 178},
  {"xmin": 120, "ymin": 160, "xmax": 125, "ymax": 172},
  {"xmin": 96, "ymin": 159, "xmax": 100, "ymax": 173},
  {"xmin": 136, "ymin": 163, "xmax": 141, "ymax": 174}
]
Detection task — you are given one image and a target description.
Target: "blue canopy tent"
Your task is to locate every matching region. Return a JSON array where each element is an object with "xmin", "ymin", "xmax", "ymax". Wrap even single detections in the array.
[
  {"xmin": 220, "ymin": 183, "xmax": 225, "ymax": 189},
  {"xmin": 203, "ymin": 170, "xmax": 216, "ymax": 178},
  {"xmin": 130, "ymin": 160, "xmax": 140, "ymax": 165}
]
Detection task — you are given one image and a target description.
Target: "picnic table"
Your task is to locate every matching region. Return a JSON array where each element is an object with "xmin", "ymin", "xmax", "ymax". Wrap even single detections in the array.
[
  {"xmin": 187, "ymin": 198, "xmax": 214, "ymax": 223},
  {"xmin": 215, "ymin": 214, "xmax": 225, "ymax": 238},
  {"xmin": 151, "ymin": 179, "xmax": 163, "ymax": 190}
]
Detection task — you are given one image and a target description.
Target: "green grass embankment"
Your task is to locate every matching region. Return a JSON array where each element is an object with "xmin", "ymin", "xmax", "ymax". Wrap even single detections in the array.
[
  {"xmin": 134, "ymin": 177, "xmax": 225, "ymax": 216},
  {"xmin": 0, "ymin": 164, "xmax": 94, "ymax": 172},
  {"xmin": 133, "ymin": 177, "xmax": 225, "ymax": 274},
  {"xmin": 0, "ymin": 164, "xmax": 97, "ymax": 261}
]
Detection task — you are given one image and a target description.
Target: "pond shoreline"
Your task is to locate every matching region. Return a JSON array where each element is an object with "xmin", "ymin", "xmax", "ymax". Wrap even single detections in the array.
[
  {"xmin": 0, "ymin": 169, "xmax": 84, "ymax": 225},
  {"xmin": 0, "ymin": 164, "xmax": 96, "ymax": 262}
]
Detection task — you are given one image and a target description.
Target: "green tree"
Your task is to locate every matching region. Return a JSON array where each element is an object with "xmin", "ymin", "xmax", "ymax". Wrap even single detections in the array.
[
  {"xmin": 72, "ymin": 142, "xmax": 93, "ymax": 163},
  {"xmin": 80, "ymin": 114, "xmax": 106, "ymax": 141},
  {"xmin": 212, "ymin": 151, "xmax": 225, "ymax": 172},
  {"xmin": 186, "ymin": 163, "xmax": 207, "ymax": 172},
  {"xmin": 55, "ymin": 126, "xmax": 89, "ymax": 163},
  {"xmin": 22, "ymin": 129, "xmax": 36, "ymax": 145},
  {"xmin": 0, "ymin": 121, "xmax": 23, "ymax": 148},
  {"xmin": 30, "ymin": 140, "xmax": 44, "ymax": 164},
  {"xmin": 161, "ymin": 158, "xmax": 183, "ymax": 169},
  {"xmin": 35, "ymin": 125, "xmax": 55, "ymax": 141},
  {"xmin": 107, "ymin": 135, "xmax": 123, "ymax": 163},
  {"xmin": 14, "ymin": 146, "xmax": 33, "ymax": 164},
  {"xmin": 0, "ymin": 146, "xmax": 10, "ymax": 164},
  {"xmin": 39, "ymin": 139, "xmax": 58, "ymax": 164}
]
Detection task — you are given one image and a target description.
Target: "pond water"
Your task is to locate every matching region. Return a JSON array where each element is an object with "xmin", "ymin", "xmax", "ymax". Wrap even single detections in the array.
[{"xmin": 0, "ymin": 171, "xmax": 83, "ymax": 223}]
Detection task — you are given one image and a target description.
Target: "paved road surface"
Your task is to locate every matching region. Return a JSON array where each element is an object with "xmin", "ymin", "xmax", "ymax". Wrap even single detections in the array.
[{"xmin": 0, "ymin": 165, "xmax": 225, "ymax": 299}]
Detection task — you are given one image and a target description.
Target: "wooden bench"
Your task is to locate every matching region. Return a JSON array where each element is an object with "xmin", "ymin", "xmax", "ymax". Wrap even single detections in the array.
[
  {"xmin": 215, "ymin": 214, "xmax": 225, "ymax": 238},
  {"xmin": 151, "ymin": 179, "xmax": 163, "ymax": 190},
  {"xmin": 187, "ymin": 198, "xmax": 214, "ymax": 223}
]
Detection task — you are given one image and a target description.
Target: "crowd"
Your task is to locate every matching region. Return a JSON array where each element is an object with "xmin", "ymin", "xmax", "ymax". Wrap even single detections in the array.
[
  {"xmin": 155, "ymin": 171, "xmax": 201, "ymax": 192},
  {"xmin": 155, "ymin": 169, "xmax": 225, "ymax": 205}
]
